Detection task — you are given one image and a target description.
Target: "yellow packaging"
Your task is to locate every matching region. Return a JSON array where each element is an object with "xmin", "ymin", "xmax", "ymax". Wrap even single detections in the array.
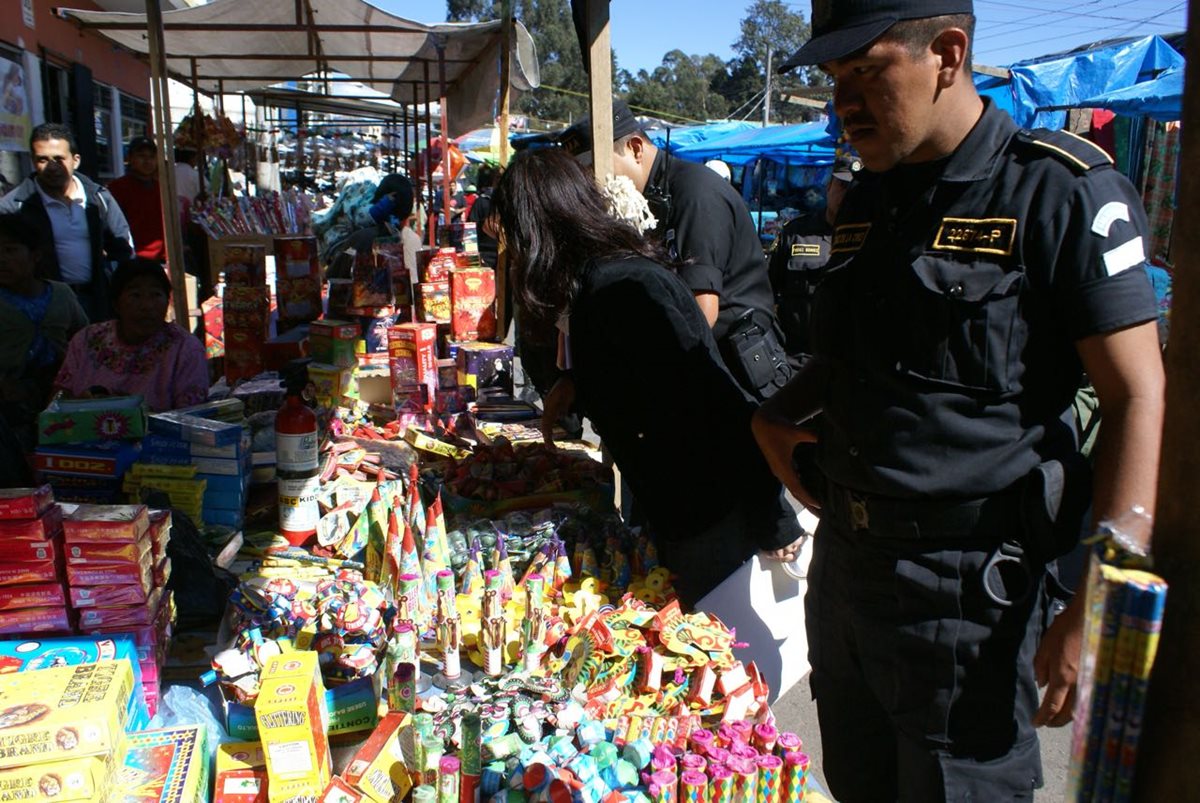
[
  {"xmin": 255, "ymin": 652, "xmax": 331, "ymax": 802},
  {"xmin": 0, "ymin": 661, "xmax": 134, "ymax": 770},
  {"xmin": 341, "ymin": 712, "xmax": 413, "ymax": 803},
  {"xmin": 0, "ymin": 754, "xmax": 116, "ymax": 802},
  {"xmin": 403, "ymin": 428, "xmax": 471, "ymax": 461}
]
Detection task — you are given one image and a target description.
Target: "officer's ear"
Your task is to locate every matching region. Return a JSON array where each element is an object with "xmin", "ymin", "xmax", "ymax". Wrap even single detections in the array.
[
  {"xmin": 626, "ymin": 134, "xmax": 648, "ymax": 164},
  {"xmin": 931, "ymin": 27, "xmax": 970, "ymax": 87}
]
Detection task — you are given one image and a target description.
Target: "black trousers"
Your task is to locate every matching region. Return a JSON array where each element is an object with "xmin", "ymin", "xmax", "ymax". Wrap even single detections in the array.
[
  {"xmin": 657, "ymin": 505, "xmax": 761, "ymax": 609},
  {"xmin": 807, "ymin": 490, "xmax": 1046, "ymax": 802}
]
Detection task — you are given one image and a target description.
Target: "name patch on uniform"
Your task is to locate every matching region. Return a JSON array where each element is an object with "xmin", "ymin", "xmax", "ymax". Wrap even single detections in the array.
[
  {"xmin": 933, "ymin": 217, "xmax": 1017, "ymax": 256},
  {"xmin": 791, "ymin": 243, "xmax": 823, "ymax": 257},
  {"xmin": 831, "ymin": 223, "xmax": 871, "ymax": 254}
]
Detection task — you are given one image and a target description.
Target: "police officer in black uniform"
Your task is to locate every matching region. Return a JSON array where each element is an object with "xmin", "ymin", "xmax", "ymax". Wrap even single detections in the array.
[
  {"xmin": 768, "ymin": 152, "xmax": 860, "ymax": 367},
  {"xmin": 753, "ymin": 2, "xmax": 1165, "ymax": 800},
  {"xmin": 555, "ymin": 102, "xmax": 792, "ymax": 403}
]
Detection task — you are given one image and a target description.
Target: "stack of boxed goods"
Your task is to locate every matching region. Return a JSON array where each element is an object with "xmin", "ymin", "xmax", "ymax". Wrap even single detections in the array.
[
  {"xmin": 63, "ymin": 504, "xmax": 173, "ymax": 717},
  {"xmin": 137, "ymin": 402, "xmax": 250, "ymax": 529},
  {"xmin": 214, "ymin": 742, "xmax": 268, "ymax": 803},
  {"xmin": 33, "ymin": 396, "xmax": 146, "ymax": 503},
  {"xmin": 309, "ymin": 319, "xmax": 361, "ymax": 408},
  {"xmin": 388, "ymin": 321, "xmax": 439, "ymax": 416},
  {"xmin": 273, "ymin": 235, "xmax": 323, "ymax": 333},
  {"xmin": 0, "ymin": 659, "xmax": 135, "ymax": 802},
  {"xmin": 254, "ymin": 651, "xmax": 332, "ymax": 801},
  {"xmin": 0, "ymin": 486, "xmax": 70, "ymax": 636},
  {"xmin": 223, "ymin": 243, "xmax": 272, "ymax": 384},
  {"xmin": 116, "ymin": 725, "xmax": 210, "ymax": 802}
]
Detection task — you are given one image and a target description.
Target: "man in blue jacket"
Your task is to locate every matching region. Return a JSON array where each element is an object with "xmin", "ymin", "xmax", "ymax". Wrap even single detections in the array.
[{"xmin": 0, "ymin": 123, "xmax": 133, "ymax": 321}]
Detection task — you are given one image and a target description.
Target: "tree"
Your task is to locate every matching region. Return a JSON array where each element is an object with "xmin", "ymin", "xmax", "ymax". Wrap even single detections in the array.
[
  {"xmin": 729, "ymin": 0, "xmax": 828, "ymax": 124},
  {"xmin": 624, "ymin": 50, "xmax": 730, "ymax": 123},
  {"xmin": 446, "ymin": 0, "xmax": 590, "ymax": 126}
]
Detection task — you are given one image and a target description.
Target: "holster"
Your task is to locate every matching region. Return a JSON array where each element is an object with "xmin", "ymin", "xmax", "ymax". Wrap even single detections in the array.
[
  {"xmin": 1019, "ymin": 453, "xmax": 1093, "ymax": 562},
  {"xmin": 722, "ymin": 308, "xmax": 792, "ymax": 400}
]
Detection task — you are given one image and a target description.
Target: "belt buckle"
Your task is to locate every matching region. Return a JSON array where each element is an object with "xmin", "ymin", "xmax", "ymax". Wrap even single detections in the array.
[{"xmin": 849, "ymin": 494, "xmax": 870, "ymax": 530}]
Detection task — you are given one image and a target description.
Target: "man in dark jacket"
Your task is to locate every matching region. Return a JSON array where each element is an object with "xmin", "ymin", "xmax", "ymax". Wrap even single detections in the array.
[{"xmin": 0, "ymin": 123, "xmax": 133, "ymax": 321}]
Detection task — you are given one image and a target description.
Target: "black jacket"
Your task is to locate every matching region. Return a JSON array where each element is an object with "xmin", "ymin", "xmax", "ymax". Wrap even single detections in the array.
[{"xmin": 0, "ymin": 174, "xmax": 133, "ymax": 320}]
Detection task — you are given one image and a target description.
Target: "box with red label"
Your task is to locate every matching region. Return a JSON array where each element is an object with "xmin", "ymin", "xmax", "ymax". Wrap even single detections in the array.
[
  {"xmin": 0, "ymin": 583, "xmax": 66, "ymax": 611},
  {"xmin": 340, "ymin": 712, "xmax": 412, "ymax": 803},
  {"xmin": 421, "ymin": 247, "xmax": 456, "ymax": 283},
  {"xmin": 0, "ymin": 504, "xmax": 63, "ymax": 542},
  {"xmin": 349, "ymin": 246, "xmax": 394, "ymax": 312},
  {"xmin": 223, "ymin": 285, "xmax": 271, "ymax": 384},
  {"xmin": 65, "ymin": 535, "xmax": 150, "ymax": 566},
  {"xmin": 66, "ymin": 559, "xmax": 152, "ymax": 592},
  {"xmin": 415, "ymin": 281, "xmax": 450, "ymax": 324},
  {"xmin": 274, "ymin": 235, "xmax": 323, "ymax": 330},
  {"xmin": 0, "ymin": 485, "xmax": 54, "ymax": 520},
  {"xmin": 76, "ymin": 586, "xmax": 163, "ymax": 630},
  {"xmin": 0, "ymin": 533, "xmax": 59, "ymax": 564},
  {"xmin": 35, "ymin": 441, "xmax": 141, "ymax": 479},
  {"xmin": 387, "ymin": 323, "xmax": 438, "ymax": 412},
  {"xmin": 450, "ymin": 267, "xmax": 497, "ymax": 341},
  {"xmin": 223, "ymin": 243, "xmax": 268, "ymax": 287},
  {"xmin": 0, "ymin": 605, "xmax": 72, "ymax": 635},
  {"xmin": 202, "ymin": 294, "xmax": 225, "ymax": 359},
  {"xmin": 70, "ymin": 583, "xmax": 150, "ymax": 609},
  {"xmin": 0, "ymin": 559, "xmax": 60, "ymax": 587},
  {"xmin": 215, "ymin": 741, "xmax": 269, "ymax": 803},
  {"xmin": 63, "ymin": 504, "xmax": 150, "ymax": 543},
  {"xmin": 309, "ymin": 319, "xmax": 361, "ymax": 369}
]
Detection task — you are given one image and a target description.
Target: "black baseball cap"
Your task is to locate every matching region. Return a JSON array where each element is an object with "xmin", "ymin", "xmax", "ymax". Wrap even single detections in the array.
[
  {"xmin": 780, "ymin": 0, "xmax": 974, "ymax": 69},
  {"xmin": 555, "ymin": 99, "xmax": 643, "ymax": 156},
  {"xmin": 127, "ymin": 135, "xmax": 157, "ymax": 154}
]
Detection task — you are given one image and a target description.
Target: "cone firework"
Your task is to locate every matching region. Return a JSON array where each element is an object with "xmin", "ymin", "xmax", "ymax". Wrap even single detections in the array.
[
  {"xmin": 461, "ymin": 536, "xmax": 485, "ymax": 596},
  {"xmin": 756, "ymin": 754, "xmax": 782, "ymax": 801},
  {"xmin": 494, "ymin": 537, "xmax": 515, "ymax": 601},
  {"xmin": 680, "ymin": 770, "xmax": 708, "ymax": 802},
  {"xmin": 707, "ymin": 764, "xmax": 734, "ymax": 803},
  {"xmin": 781, "ymin": 751, "xmax": 809, "ymax": 803}
]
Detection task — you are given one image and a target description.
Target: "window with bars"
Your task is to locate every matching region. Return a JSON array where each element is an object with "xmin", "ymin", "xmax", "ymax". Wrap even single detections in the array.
[{"xmin": 93, "ymin": 80, "xmax": 113, "ymax": 178}]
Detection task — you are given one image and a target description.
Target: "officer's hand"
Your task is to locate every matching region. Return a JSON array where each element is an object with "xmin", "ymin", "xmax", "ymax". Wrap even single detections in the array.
[
  {"xmin": 1032, "ymin": 594, "xmax": 1084, "ymax": 727},
  {"xmin": 761, "ymin": 534, "xmax": 807, "ymax": 563},
  {"xmin": 751, "ymin": 409, "xmax": 820, "ymax": 510},
  {"xmin": 540, "ymin": 376, "xmax": 576, "ymax": 445}
]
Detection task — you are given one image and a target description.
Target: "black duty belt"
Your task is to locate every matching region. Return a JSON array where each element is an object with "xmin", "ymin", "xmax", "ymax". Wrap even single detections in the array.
[{"xmin": 824, "ymin": 482, "xmax": 1019, "ymax": 541}]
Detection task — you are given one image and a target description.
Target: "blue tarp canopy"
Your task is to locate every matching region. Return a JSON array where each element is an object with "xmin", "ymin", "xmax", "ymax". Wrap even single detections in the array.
[
  {"xmin": 672, "ymin": 121, "xmax": 837, "ymax": 166},
  {"xmin": 1003, "ymin": 35, "xmax": 1184, "ymax": 129},
  {"xmin": 1075, "ymin": 65, "xmax": 1184, "ymax": 122},
  {"xmin": 646, "ymin": 121, "xmax": 757, "ymax": 152}
]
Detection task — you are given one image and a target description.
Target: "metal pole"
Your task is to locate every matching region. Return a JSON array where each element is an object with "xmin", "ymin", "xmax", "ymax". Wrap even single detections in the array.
[
  {"xmin": 763, "ymin": 49, "xmax": 773, "ymax": 127},
  {"xmin": 424, "ymin": 61, "xmax": 435, "ymax": 247},
  {"xmin": 191, "ymin": 58, "xmax": 207, "ymax": 198},
  {"xmin": 145, "ymin": 0, "xmax": 189, "ymax": 326},
  {"xmin": 437, "ymin": 43, "xmax": 452, "ymax": 244}
]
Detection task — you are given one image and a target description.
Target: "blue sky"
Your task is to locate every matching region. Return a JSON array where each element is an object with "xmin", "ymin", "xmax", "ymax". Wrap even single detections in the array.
[{"xmin": 370, "ymin": 1, "xmax": 1187, "ymax": 73}]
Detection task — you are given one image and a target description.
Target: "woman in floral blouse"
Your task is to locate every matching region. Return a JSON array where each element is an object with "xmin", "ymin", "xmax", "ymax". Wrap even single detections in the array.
[{"xmin": 55, "ymin": 258, "xmax": 208, "ymax": 412}]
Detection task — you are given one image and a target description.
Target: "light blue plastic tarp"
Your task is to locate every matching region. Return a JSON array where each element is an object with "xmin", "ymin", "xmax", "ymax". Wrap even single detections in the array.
[
  {"xmin": 1007, "ymin": 35, "xmax": 1184, "ymax": 129},
  {"xmin": 673, "ymin": 121, "xmax": 837, "ymax": 166},
  {"xmin": 647, "ymin": 121, "xmax": 757, "ymax": 152},
  {"xmin": 1076, "ymin": 65, "xmax": 1184, "ymax": 122}
]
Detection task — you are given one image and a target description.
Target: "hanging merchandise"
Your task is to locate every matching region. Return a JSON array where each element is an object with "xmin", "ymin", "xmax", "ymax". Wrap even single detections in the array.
[
  {"xmin": 174, "ymin": 110, "xmax": 245, "ymax": 158},
  {"xmin": 276, "ymin": 361, "xmax": 320, "ymax": 546},
  {"xmin": 409, "ymin": 141, "xmax": 467, "ymax": 184}
]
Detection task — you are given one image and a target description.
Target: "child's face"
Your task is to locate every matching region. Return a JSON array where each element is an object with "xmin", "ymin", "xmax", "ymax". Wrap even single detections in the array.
[{"xmin": 0, "ymin": 233, "xmax": 36, "ymax": 290}]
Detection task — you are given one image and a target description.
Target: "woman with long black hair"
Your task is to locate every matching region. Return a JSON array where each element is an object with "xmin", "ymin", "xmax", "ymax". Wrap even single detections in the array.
[{"xmin": 493, "ymin": 149, "xmax": 803, "ymax": 606}]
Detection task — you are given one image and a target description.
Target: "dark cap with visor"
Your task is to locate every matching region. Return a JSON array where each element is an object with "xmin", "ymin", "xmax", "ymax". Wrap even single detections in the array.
[
  {"xmin": 556, "ymin": 99, "xmax": 643, "ymax": 156},
  {"xmin": 780, "ymin": 0, "xmax": 974, "ymax": 69}
]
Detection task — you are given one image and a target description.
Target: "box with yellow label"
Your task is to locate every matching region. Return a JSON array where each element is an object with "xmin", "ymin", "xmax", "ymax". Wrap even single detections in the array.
[
  {"xmin": 341, "ymin": 712, "xmax": 413, "ymax": 803},
  {"xmin": 0, "ymin": 755, "xmax": 116, "ymax": 802},
  {"xmin": 214, "ymin": 741, "xmax": 268, "ymax": 803},
  {"xmin": 255, "ymin": 652, "xmax": 331, "ymax": 802},
  {"xmin": 0, "ymin": 660, "xmax": 134, "ymax": 770}
]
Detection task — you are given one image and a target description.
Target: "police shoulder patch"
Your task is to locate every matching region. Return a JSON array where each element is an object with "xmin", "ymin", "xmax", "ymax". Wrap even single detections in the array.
[{"xmin": 1017, "ymin": 129, "xmax": 1114, "ymax": 174}]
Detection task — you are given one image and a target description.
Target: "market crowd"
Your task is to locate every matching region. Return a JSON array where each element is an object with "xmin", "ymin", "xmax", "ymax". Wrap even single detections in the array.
[{"xmin": 0, "ymin": 1, "xmax": 1169, "ymax": 800}]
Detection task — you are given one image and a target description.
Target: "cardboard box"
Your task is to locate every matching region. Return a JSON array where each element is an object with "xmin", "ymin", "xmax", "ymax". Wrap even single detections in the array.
[
  {"xmin": 70, "ymin": 583, "xmax": 149, "ymax": 609},
  {"xmin": 148, "ymin": 412, "xmax": 244, "ymax": 447},
  {"xmin": 421, "ymin": 247, "xmax": 456, "ymax": 283},
  {"xmin": 65, "ymin": 535, "xmax": 151, "ymax": 566},
  {"xmin": 0, "ymin": 755, "xmax": 114, "ymax": 802},
  {"xmin": 350, "ymin": 247, "xmax": 394, "ymax": 311},
  {"xmin": 66, "ymin": 559, "xmax": 152, "ymax": 595},
  {"xmin": 224, "ymin": 673, "xmax": 378, "ymax": 743},
  {"xmin": 415, "ymin": 281, "xmax": 450, "ymax": 324},
  {"xmin": 0, "ymin": 532, "xmax": 59, "ymax": 563},
  {"xmin": 0, "ymin": 605, "xmax": 71, "ymax": 634},
  {"xmin": 0, "ymin": 561, "xmax": 60, "ymax": 587},
  {"xmin": 76, "ymin": 586, "xmax": 163, "ymax": 630},
  {"xmin": 255, "ymin": 652, "xmax": 331, "ymax": 802},
  {"xmin": 208, "ymin": 235, "xmax": 274, "ymax": 287},
  {"xmin": 275, "ymin": 236, "xmax": 323, "ymax": 330},
  {"xmin": 374, "ymin": 238, "xmax": 411, "ymax": 312},
  {"xmin": 387, "ymin": 324, "xmax": 438, "ymax": 413},
  {"xmin": 214, "ymin": 741, "xmax": 268, "ymax": 803},
  {"xmin": 455, "ymin": 342, "xmax": 515, "ymax": 396},
  {"xmin": 35, "ymin": 442, "xmax": 141, "ymax": 479},
  {"xmin": 222, "ymin": 243, "xmax": 269, "ymax": 288},
  {"xmin": 116, "ymin": 725, "xmax": 209, "ymax": 803},
  {"xmin": 0, "ymin": 505, "xmax": 62, "ymax": 541},
  {"xmin": 0, "ymin": 583, "xmax": 67, "ymax": 611},
  {"xmin": 38, "ymin": 396, "xmax": 147, "ymax": 445},
  {"xmin": 340, "ymin": 712, "xmax": 412, "ymax": 803},
  {"xmin": 449, "ymin": 268, "xmax": 497, "ymax": 341},
  {"xmin": 310, "ymin": 320, "xmax": 361, "ymax": 369},
  {"xmin": 319, "ymin": 777, "xmax": 366, "ymax": 802},
  {"xmin": 0, "ymin": 660, "xmax": 134, "ymax": 769},
  {"xmin": 0, "ymin": 485, "xmax": 54, "ymax": 520},
  {"xmin": 63, "ymin": 504, "xmax": 150, "ymax": 544}
]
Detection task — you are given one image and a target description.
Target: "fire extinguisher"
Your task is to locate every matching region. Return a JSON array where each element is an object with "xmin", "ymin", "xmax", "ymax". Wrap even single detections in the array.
[{"xmin": 276, "ymin": 360, "xmax": 319, "ymax": 546}]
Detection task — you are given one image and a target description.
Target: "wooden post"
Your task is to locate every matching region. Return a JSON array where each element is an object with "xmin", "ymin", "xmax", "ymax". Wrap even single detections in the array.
[
  {"xmin": 1132, "ymin": 2, "xmax": 1200, "ymax": 798},
  {"xmin": 144, "ymin": 0, "xmax": 189, "ymax": 326},
  {"xmin": 585, "ymin": 0, "xmax": 613, "ymax": 183}
]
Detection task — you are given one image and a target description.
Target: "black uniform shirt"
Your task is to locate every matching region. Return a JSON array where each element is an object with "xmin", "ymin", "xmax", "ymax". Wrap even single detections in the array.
[
  {"xmin": 647, "ymin": 152, "xmax": 776, "ymax": 342},
  {"xmin": 810, "ymin": 100, "xmax": 1158, "ymax": 499},
  {"xmin": 569, "ymin": 256, "xmax": 798, "ymax": 548},
  {"xmin": 768, "ymin": 211, "xmax": 834, "ymax": 361}
]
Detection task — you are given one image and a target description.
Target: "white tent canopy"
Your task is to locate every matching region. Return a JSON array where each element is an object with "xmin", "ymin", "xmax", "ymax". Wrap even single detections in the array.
[{"xmin": 57, "ymin": 0, "xmax": 540, "ymax": 137}]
